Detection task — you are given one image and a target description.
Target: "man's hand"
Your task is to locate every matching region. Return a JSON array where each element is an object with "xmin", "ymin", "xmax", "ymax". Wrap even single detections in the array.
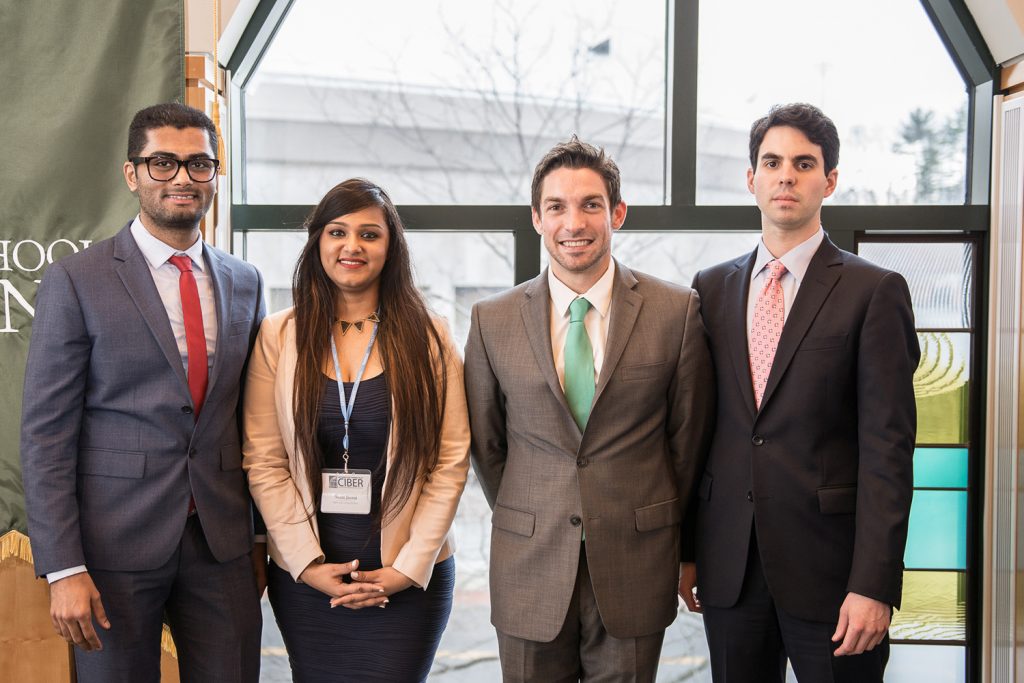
[
  {"xmin": 678, "ymin": 562, "xmax": 702, "ymax": 613},
  {"xmin": 299, "ymin": 559, "xmax": 387, "ymax": 608},
  {"xmin": 832, "ymin": 592, "xmax": 890, "ymax": 656},
  {"xmin": 49, "ymin": 573, "xmax": 110, "ymax": 651},
  {"xmin": 251, "ymin": 542, "xmax": 269, "ymax": 598}
]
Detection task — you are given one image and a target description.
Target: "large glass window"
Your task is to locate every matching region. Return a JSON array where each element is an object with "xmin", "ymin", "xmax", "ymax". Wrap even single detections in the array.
[
  {"xmin": 230, "ymin": 1, "xmax": 991, "ymax": 680},
  {"xmin": 243, "ymin": 0, "xmax": 667, "ymax": 205},
  {"xmin": 697, "ymin": 0, "xmax": 969, "ymax": 205},
  {"xmin": 611, "ymin": 231, "xmax": 760, "ymax": 284}
]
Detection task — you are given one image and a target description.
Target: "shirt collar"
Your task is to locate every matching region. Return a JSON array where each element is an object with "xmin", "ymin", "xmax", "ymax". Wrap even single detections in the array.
[
  {"xmin": 753, "ymin": 227, "xmax": 824, "ymax": 284},
  {"xmin": 130, "ymin": 216, "xmax": 206, "ymax": 272},
  {"xmin": 548, "ymin": 259, "xmax": 616, "ymax": 319}
]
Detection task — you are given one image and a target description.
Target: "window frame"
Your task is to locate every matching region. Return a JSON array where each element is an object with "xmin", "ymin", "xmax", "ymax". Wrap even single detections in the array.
[
  {"xmin": 225, "ymin": 1, "xmax": 995, "ymax": 275},
  {"xmin": 224, "ymin": 2, "xmax": 996, "ymax": 680}
]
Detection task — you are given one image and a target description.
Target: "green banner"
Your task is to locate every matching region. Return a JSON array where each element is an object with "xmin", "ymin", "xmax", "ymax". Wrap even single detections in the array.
[{"xmin": 0, "ymin": 1, "xmax": 183, "ymax": 534}]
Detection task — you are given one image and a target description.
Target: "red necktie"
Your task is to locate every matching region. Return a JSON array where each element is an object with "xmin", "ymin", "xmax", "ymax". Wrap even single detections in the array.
[
  {"xmin": 749, "ymin": 259, "xmax": 787, "ymax": 409},
  {"xmin": 168, "ymin": 255, "xmax": 208, "ymax": 417}
]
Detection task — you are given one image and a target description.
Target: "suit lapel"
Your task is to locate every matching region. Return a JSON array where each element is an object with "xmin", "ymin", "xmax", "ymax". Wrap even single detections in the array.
[
  {"xmin": 112, "ymin": 225, "xmax": 189, "ymax": 390},
  {"xmin": 521, "ymin": 272, "xmax": 574, "ymax": 417},
  {"xmin": 594, "ymin": 262, "xmax": 641, "ymax": 404},
  {"xmin": 202, "ymin": 245, "xmax": 232, "ymax": 407},
  {"xmin": 758, "ymin": 237, "xmax": 843, "ymax": 412},
  {"xmin": 725, "ymin": 249, "xmax": 758, "ymax": 419}
]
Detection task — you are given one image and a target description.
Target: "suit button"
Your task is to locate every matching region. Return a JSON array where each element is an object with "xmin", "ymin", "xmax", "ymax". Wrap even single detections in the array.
[
  {"xmin": 181, "ymin": 406, "xmax": 193, "ymax": 415},
  {"xmin": 188, "ymin": 448, "xmax": 197, "ymax": 458},
  {"xmin": 746, "ymin": 491, "xmax": 753, "ymax": 502},
  {"xmin": 751, "ymin": 435, "xmax": 764, "ymax": 446},
  {"xmin": 576, "ymin": 457, "xmax": 588, "ymax": 468},
  {"xmin": 570, "ymin": 515, "xmax": 582, "ymax": 527}
]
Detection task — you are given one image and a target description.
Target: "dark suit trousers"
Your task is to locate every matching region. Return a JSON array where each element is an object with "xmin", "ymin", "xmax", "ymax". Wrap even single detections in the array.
[
  {"xmin": 73, "ymin": 515, "xmax": 262, "ymax": 683},
  {"xmin": 702, "ymin": 531, "xmax": 888, "ymax": 683},
  {"xmin": 497, "ymin": 545, "xmax": 665, "ymax": 683}
]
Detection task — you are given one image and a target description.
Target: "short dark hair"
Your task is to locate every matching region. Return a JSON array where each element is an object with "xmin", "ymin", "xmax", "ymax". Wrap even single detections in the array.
[
  {"xmin": 749, "ymin": 103, "xmax": 839, "ymax": 175},
  {"xmin": 127, "ymin": 103, "xmax": 218, "ymax": 159},
  {"xmin": 531, "ymin": 135, "xmax": 622, "ymax": 211}
]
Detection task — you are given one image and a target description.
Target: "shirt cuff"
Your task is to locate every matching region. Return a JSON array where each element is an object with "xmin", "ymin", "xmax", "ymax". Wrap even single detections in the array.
[{"xmin": 47, "ymin": 565, "xmax": 87, "ymax": 583}]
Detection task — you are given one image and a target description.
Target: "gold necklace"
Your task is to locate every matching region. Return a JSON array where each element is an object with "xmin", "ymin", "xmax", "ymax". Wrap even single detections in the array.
[{"xmin": 336, "ymin": 311, "xmax": 380, "ymax": 335}]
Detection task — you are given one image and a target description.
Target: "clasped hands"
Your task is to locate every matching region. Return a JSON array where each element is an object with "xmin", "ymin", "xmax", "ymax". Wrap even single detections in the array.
[
  {"xmin": 678, "ymin": 562, "xmax": 890, "ymax": 656},
  {"xmin": 299, "ymin": 559, "xmax": 414, "ymax": 609}
]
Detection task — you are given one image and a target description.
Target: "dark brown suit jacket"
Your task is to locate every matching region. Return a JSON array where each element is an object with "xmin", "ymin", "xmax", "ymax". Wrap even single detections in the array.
[{"xmin": 691, "ymin": 236, "xmax": 919, "ymax": 623}]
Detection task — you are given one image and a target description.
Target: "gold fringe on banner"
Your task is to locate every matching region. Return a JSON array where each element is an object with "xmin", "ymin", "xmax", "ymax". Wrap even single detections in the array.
[
  {"xmin": 161, "ymin": 624, "xmax": 179, "ymax": 659},
  {"xmin": 0, "ymin": 530, "xmax": 180, "ymax": 662},
  {"xmin": 0, "ymin": 530, "xmax": 34, "ymax": 564}
]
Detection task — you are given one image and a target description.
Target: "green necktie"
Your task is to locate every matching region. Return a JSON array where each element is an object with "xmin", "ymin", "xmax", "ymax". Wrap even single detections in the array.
[{"xmin": 564, "ymin": 297, "xmax": 595, "ymax": 430}]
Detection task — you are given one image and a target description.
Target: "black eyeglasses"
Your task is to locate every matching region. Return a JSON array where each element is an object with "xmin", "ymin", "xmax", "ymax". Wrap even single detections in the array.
[{"xmin": 130, "ymin": 156, "xmax": 220, "ymax": 182}]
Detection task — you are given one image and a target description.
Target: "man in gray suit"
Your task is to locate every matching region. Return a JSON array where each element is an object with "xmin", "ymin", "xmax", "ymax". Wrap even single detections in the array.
[
  {"xmin": 20, "ymin": 103, "xmax": 265, "ymax": 682},
  {"xmin": 465, "ymin": 136, "xmax": 716, "ymax": 681}
]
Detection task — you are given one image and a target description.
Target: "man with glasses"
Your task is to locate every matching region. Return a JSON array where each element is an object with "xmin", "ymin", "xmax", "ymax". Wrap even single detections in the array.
[{"xmin": 21, "ymin": 103, "xmax": 265, "ymax": 682}]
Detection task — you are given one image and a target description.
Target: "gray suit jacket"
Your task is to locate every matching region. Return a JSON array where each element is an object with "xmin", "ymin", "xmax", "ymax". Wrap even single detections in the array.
[
  {"xmin": 465, "ymin": 261, "xmax": 715, "ymax": 641},
  {"xmin": 21, "ymin": 222, "xmax": 265, "ymax": 576}
]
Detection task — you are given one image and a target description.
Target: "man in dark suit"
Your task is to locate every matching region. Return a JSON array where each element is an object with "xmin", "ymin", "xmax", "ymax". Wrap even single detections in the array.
[
  {"xmin": 682, "ymin": 103, "xmax": 920, "ymax": 682},
  {"xmin": 466, "ymin": 136, "xmax": 715, "ymax": 681},
  {"xmin": 20, "ymin": 103, "xmax": 265, "ymax": 682}
]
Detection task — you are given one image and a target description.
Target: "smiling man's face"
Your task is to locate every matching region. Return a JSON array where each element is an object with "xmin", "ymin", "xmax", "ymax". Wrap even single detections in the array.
[
  {"xmin": 124, "ymin": 126, "xmax": 217, "ymax": 232},
  {"xmin": 532, "ymin": 166, "xmax": 627, "ymax": 293}
]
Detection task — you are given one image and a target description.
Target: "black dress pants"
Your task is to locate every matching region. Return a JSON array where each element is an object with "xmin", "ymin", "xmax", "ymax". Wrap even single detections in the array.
[{"xmin": 702, "ymin": 530, "xmax": 888, "ymax": 683}]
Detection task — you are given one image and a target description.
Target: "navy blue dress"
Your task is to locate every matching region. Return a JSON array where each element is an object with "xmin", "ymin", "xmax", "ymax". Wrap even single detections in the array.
[{"xmin": 268, "ymin": 373, "xmax": 455, "ymax": 682}]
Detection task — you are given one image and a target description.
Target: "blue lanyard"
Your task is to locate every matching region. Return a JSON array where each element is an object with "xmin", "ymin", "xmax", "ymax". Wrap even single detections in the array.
[{"xmin": 329, "ymin": 321, "xmax": 379, "ymax": 472}]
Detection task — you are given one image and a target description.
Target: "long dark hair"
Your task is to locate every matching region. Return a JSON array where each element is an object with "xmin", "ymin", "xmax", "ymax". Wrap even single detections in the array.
[{"xmin": 292, "ymin": 178, "xmax": 448, "ymax": 527}]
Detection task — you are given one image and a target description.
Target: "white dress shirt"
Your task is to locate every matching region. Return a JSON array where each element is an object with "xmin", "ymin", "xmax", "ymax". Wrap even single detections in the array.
[
  {"xmin": 745, "ymin": 228, "xmax": 824, "ymax": 351},
  {"xmin": 548, "ymin": 260, "xmax": 616, "ymax": 391},
  {"xmin": 48, "ymin": 218, "xmax": 219, "ymax": 584}
]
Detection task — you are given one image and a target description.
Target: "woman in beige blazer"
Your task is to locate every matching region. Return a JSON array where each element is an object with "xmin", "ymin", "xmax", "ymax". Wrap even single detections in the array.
[{"xmin": 242, "ymin": 178, "xmax": 470, "ymax": 682}]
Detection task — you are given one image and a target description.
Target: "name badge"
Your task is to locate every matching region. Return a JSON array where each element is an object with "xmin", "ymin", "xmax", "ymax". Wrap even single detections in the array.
[{"xmin": 321, "ymin": 468, "xmax": 372, "ymax": 515}]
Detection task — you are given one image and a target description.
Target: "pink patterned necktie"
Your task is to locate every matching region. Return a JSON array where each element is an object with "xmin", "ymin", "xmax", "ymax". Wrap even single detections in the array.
[{"xmin": 749, "ymin": 259, "xmax": 787, "ymax": 409}]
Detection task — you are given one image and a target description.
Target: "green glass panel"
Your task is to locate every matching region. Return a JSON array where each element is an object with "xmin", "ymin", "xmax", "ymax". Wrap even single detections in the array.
[
  {"xmin": 914, "ymin": 332, "xmax": 970, "ymax": 445},
  {"xmin": 890, "ymin": 571, "xmax": 966, "ymax": 641},
  {"xmin": 914, "ymin": 448, "xmax": 968, "ymax": 488},
  {"xmin": 904, "ymin": 490, "xmax": 967, "ymax": 569}
]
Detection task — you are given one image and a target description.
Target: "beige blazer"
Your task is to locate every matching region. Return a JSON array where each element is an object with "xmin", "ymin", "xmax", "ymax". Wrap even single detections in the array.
[{"xmin": 242, "ymin": 308, "xmax": 470, "ymax": 588}]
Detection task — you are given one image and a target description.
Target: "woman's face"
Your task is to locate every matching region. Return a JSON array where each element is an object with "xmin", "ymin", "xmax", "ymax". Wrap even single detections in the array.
[{"xmin": 318, "ymin": 205, "xmax": 390, "ymax": 299}]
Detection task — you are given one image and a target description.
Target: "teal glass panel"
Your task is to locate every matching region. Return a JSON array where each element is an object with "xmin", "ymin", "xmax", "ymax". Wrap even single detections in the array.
[
  {"xmin": 914, "ymin": 448, "xmax": 969, "ymax": 488},
  {"xmin": 904, "ymin": 490, "xmax": 967, "ymax": 569}
]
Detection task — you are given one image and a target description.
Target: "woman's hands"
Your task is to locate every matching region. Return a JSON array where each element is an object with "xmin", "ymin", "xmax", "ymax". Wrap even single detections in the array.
[
  {"xmin": 328, "ymin": 566, "xmax": 415, "ymax": 609},
  {"xmin": 299, "ymin": 559, "xmax": 388, "ymax": 609}
]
